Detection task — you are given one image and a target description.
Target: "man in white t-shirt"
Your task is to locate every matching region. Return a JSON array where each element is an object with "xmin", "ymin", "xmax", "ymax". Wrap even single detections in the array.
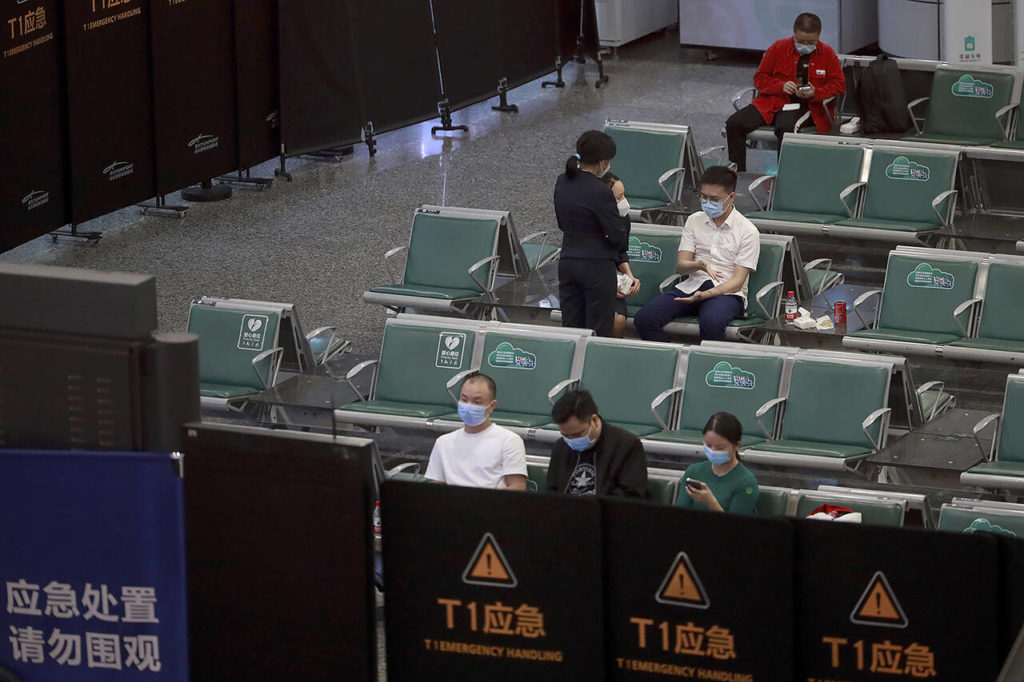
[
  {"xmin": 633, "ymin": 165, "xmax": 760, "ymax": 341},
  {"xmin": 425, "ymin": 372, "xmax": 528, "ymax": 490}
]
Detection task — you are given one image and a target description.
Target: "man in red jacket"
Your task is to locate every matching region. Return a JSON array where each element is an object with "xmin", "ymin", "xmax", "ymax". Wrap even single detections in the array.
[{"xmin": 725, "ymin": 12, "xmax": 846, "ymax": 171}]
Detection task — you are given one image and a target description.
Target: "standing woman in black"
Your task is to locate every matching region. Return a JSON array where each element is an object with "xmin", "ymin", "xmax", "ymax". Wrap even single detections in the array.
[{"xmin": 554, "ymin": 130, "xmax": 630, "ymax": 337}]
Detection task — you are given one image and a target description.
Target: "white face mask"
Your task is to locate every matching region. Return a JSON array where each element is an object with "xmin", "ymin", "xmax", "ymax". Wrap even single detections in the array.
[{"xmin": 616, "ymin": 198, "xmax": 630, "ymax": 217}]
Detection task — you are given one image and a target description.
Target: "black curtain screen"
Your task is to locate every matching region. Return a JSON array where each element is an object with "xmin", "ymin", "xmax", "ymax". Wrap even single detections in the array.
[
  {"xmin": 431, "ymin": 0, "xmax": 500, "ymax": 112},
  {"xmin": 0, "ymin": 0, "xmax": 67, "ymax": 250},
  {"xmin": 64, "ymin": 0, "xmax": 156, "ymax": 224},
  {"xmin": 233, "ymin": 0, "xmax": 280, "ymax": 169}
]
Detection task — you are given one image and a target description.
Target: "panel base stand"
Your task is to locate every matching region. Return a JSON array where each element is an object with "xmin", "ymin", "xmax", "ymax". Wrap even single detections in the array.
[
  {"xmin": 49, "ymin": 224, "xmax": 102, "ymax": 244},
  {"xmin": 491, "ymin": 78, "xmax": 519, "ymax": 113},
  {"xmin": 363, "ymin": 122, "xmax": 377, "ymax": 157},
  {"xmin": 304, "ymin": 146, "xmax": 355, "ymax": 162},
  {"xmin": 216, "ymin": 169, "xmax": 273, "ymax": 190},
  {"xmin": 541, "ymin": 58, "xmax": 566, "ymax": 88},
  {"xmin": 182, "ymin": 179, "xmax": 233, "ymax": 202},
  {"xmin": 275, "ymin": 153, "xmax": 293, "ymax": 182},
  {"xmin": 432, "ymin": 99, "xmax": 468, "ymax": 135},
  {"xmin": 139, "ymin": 195, "xmax": 189, "ymax": 218}
]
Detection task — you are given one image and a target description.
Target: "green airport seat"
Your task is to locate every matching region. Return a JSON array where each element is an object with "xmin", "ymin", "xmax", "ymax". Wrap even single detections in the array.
[
  {"xmin": 795, "ymin": 492, "xmax": 906, "ymax": 527},
  {"xmin": 567, "ymin": 338, "xmax": 682, "ymax": 437},
  {"xmin": 833, "ymin": 147, "xmax": 958, "ymax": 237},
  {"xmin": 961, "ymin": 373, "xmax": 1024, "ymax": 491},
  {"xmin": 186, "ymin": 304, "xmax": 283, "ymax": 404},
  {"xmin": 336, "ymin": 318, "xmax": 479, "ymax": 428},
  {"xmin": 363, "ymin": 212, "xmax": 501, "ymax": 313},
  {"xmin": 648, "ymin": 477, "xmax": 677, "ymax": 505},
  {"xmin": 646, "ymin": 349, "xmax": 786, "ymax": 451},
  {"xmin": 527, "ymin": 463, "xmax": 549, "ymax": 492},
  {"xmin": 663, "ymin": 235, "xmax": 787, "ymax": 341},
  {"xmin": 804, "ymin": 260, "xmax": 845, "ymax": 297},
  {"xmin": 938, "ymin": 503, "xmax": 1024, "ymax": 537},
  {"xmin": 747, "ymin": 138, "xmax": 865, "ymax": 224},
  {"xmin": 945, "ymin": 261, "xmax": 1024, "ymax": 363},
  {"xmin": 990, "ymin": 84, "xmax": 1024, "ymax": 148},
  {"xmin": 756, "ymin": 487, "xmax": 791, "ymax": 516},
  {"xmin": 904, "ymin": 67, "xmax": 1016, "ymax": 145},
  {"xmin": 440, "ymin": 330, "xmax": 581, "ymax": 429},
  {"xmin": 844, "ymin": 250, "xmax": 979, "ymax": 354},
  {"xmin": 622, "ymin": 227, "xmax": 685, "ymax": 318},
  {"xmin": 604, "ymin": 123, "xmax": 688, "ymax": 212},
  {"xmin": 743, "ymin": 358, "xmax": 892, "ymax": 472}
]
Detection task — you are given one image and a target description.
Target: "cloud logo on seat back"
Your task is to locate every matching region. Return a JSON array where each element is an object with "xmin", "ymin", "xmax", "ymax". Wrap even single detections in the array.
[
  {"xmin": 705, "ymin": 361, "xmax": 755, "ymax": 389},
  {"xmin": 906, "ymin": 263, "xmax": 955, "ymax": 289},
  {"xmin": 626, "ymin": 237, "xmax": 663, "ymax": 263},
  {"xmin": 488, "ymin": 342, "xmax": 537, "ymax": 370},
  {"xmin": 951, "ymin": 74, "xmax": 994, "ymax": 99},
  {"xmin": 965, "ymin": 518, "xmax": 1016, "ymax": 537},
  {"xmin": 885, "ymin": 156, "xmax": 930, "ymax": 182}
]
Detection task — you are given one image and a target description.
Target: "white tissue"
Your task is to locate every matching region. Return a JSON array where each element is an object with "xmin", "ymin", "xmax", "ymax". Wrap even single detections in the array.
[{"xmin": 815, "ymin": 315, "xmax": 835, "ymax": 330}]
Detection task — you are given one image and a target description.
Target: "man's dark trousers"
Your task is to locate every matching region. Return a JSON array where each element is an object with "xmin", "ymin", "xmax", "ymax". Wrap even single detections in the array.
[
  {"xmin": 725, "ymin": 103, "xmax": 808, "ymax": 171},
  {"xmin": 633, "ymin": 280, "xmax": 744, "ymax": 342}
]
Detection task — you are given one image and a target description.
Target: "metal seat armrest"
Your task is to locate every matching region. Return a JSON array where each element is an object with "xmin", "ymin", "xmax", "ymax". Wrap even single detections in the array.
[
  {"xmin": 793, "ymin": 110, "xmax": 812, "ymax": 132},
  {"xmin": 659, "ymin": 273, "xmax": 682, "ymax": 292},
  {"xmin": 755, "ymin": 281, "xmax": 784, "ymax": 319},
  {"xmin": 852, "ymin": 289, "xmax": 882, "ymax": 329},
  {"xmin": 383, "ymin": 245, "xmax": 409, "ymax": 285},
  {"xmin": 755, "ymin": 397, "xmax": 787, "ymax": 440},
  {"xmin": 306, "ymin": 325, "xmax": 349, "ymax": 364},
  {"xmin": 344, "ymin": 359, "xmax": 379, "ymax": 402},
  {"xmin": 915, "ymin": 380, "xmax": 946, "ymax": 421},
  {"xmin": 907, "ymin": 97, "xmax": 929, "ymax": 134},
  {"xmin": 445, "ymin": 369, "xmax": 479, "ymax": 403},
  {"xmin": 547, "ymin": 378, "xmax": 579, "ymax": 405},
  {"xmin": 952, "ymin": 297, "xmax": 981, "ymax": 337},
  {"xmin": 658, "ymin": 167, "xmax": 685, "ymax": 202},
  {"xmin": 520, "ymin": 231, "xmax": 553, "ymax": 268},
  {"xmin": 387, "ymin": 462, "xmax": 422, "ymax": 477},
  {"xmin": 251, "ymin": 346, "xmax": 284, "ymax": 390},
  {"xmin": 839, "ymin": 181, "xmax": 866, "ymax": 218},
  {"xmin": 731, "ymin": 86, "xmax": 756, "ymax": 111},
  {"xmin": 748, "ymin": 175, "xmax": 775, "ymax": 212},
  {"xmin": 861, "ymin": 407, "xmax": 892, "ymax": 452},
  {"xmin": 650, "ymin": 387, "xmax": 684, "ymax": 431},
  {"xmin": 699, "ymin": 145, "xmax": 725, "ymax": 164},
  {"xmin": 996, "ymin": 103, "xmax": 1017, "ymax": 138},
  {"xmin": 468, "ymin": 255, "xmax": 501, "ymax": 292},
  {"xmin": 804, "ymin": 258, "xmax": 833, "ymax": 296},
  {"xmin": 973, "ymin": 413, "xmax": 1001, "ymax": 461},
  {"xmin": 520, "ymin": 230, "xmax": 550, "ymax": 243},
  {"xmin": 931, "ymin": 190, "xmax": 958, "ymax": 227}
]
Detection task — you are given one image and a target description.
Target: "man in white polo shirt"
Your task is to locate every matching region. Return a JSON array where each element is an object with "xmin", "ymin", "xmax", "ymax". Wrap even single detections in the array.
[
  {"xmin": 633, "ymin": 165, "xmax": 759, "ymax": 341},
  {"xmin": 425, "ymin": 372, "xmax": 528, "ymax": 490}
]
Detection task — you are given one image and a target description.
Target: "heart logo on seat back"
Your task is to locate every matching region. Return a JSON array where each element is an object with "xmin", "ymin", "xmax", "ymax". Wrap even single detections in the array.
[
  {"xmin": 445, "ymin": 335, "xmax": 460, "ymax": 350},
  {"xmin": 248, "ymin": 318, "xmax": 263, "ymax": 333}
]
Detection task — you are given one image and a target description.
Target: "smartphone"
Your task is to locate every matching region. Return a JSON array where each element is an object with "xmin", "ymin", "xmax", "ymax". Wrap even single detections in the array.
[
  {"xmin": 797, "ymin": 84, "xmax": 812, "ymax": 93},
  {"xmin": 685, "ymin": 478, "xmax": 704, "ymax": 490}
]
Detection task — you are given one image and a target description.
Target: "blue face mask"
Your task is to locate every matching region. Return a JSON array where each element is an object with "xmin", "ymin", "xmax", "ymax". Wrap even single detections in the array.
[
  {"xmin": 701, "ymin": 198, "xmax": 726, "ymax": 219},
  {"xmin": 457, "ymin": 401, "xmax": 488, "ymax": 427},
  {"xmin": 703, "ymin": 443, "xmax": 731, "ymax": 465},
  {"xmin": 563, "ymin": 422, "xmax": 596, "ymax": 452},
  {"xmin": 795, "ymin": 40, "xmax": 816, "ymax": 55}
]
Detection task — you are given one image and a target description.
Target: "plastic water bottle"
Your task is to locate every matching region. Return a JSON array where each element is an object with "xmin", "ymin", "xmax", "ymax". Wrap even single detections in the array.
[{"xmin": 785, "ymin": 291, "xmax": 798, "ymax": 322}]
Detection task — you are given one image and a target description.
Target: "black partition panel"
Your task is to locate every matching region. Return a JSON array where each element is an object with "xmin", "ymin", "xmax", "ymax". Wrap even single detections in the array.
[
  {"xmin": 557, "ymin": 0, "xmax": 599, "ymax": 60},
  {"xmin": 278, "ymin": 0, "xmax": 363, "ymax": 156},
  {"xmin": 184, "ymin": 424, "xmax": 376, "ymax": 682},
  {"xmin": 604, "ymin": 500, "xmax": 794, "ymax": 680},
  {"xmin": 431, "ymin": 0, "xmax": 500, "ymax": 111},
  {"xmin": 0, "ymin": 0, "xmax": 67, "ymax": 251},
  {"xmin": 234, "ymin": 0, "xmax": 280, "ymax": 169},
  {"xmin": 150, "ymin": 0, "xmax": 237, "ymax": 194},
  {"xmin": 382, "ymin": 482, "xmax": 604, "ymax": 681},
  {"xmin": 498, "ymin": 0, "xmax": 558, "ymax": 89},
  {"xmin": 797, "ymin": 521, "xmax": 999, "ymax": 681},
  {"xmin": 1000, "ymin": 536, "xmax": 1024, "ymax": 659},
  {"xmin": 347, "ymin": 0, "xmax": 439, "ymax": 134},
  {"xmin": 64, "ymin": 0, "xmax": 156, "ymax": 224}
]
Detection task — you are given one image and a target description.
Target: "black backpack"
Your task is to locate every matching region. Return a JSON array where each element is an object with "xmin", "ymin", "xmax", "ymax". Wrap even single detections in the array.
[{"xmin": 856, "ymin": 54, "xmax": 913, "ymax": 135}]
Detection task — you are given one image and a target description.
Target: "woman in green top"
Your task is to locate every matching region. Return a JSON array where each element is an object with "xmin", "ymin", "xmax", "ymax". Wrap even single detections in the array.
[{"xmin": 677, "ymin": 412, "xmax": 760, "ymax": 515}]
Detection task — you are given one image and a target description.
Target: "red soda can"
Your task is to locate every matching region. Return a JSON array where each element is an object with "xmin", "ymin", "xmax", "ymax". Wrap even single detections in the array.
[{"xmin": 834, "ymin": 300, "xmax": 847, "ymax": 324}]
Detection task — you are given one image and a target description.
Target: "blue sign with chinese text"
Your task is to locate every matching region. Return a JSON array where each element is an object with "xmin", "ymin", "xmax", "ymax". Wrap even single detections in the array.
[{"xmin": 0, "ymin": 451, "xmax": 188, "ymax": 681}]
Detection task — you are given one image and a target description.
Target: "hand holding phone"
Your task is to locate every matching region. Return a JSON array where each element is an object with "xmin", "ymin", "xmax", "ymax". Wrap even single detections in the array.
[{"xmin": 685, "ymin": 478, "xmax": 704, "ymax": 491}]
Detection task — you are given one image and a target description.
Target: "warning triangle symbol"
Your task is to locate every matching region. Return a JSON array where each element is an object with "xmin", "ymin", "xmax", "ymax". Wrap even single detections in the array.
[
  {"xmin": 655, "ymin": 552, "xmax": 710, "ymax": 609},
  {"xmin": 850, "ymin": 571, "xmax": 908, "ymax": 628},
  {"xmin": 461, "ymin": 532, "xmax": 518, "ymax": 588}
]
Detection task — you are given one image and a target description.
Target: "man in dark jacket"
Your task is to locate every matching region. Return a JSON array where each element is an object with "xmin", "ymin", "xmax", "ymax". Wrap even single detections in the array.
[
  {"xmin": 546, "ymin": 389, "xmax": 648, "ymax": 498},
  {"xmin": 724, "ymin": 12, "xmax": 846, "ymax": 171}
]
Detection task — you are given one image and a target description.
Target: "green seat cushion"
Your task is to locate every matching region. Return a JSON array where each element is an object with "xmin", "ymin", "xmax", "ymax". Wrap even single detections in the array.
[
  {"xmin": 850, "ymin": 328, "xmax": 962, "ymax": 344},
  {"xmin": 904, "ymin": 133, "xmax": 1002, "ymax": 145},
  {"xmin": 756, "ymin": 489, "xmax": 789, "ymax": 516},
  {"xmin": 646, "ymin": 428, "xmax": 765, "ymax": 448},
  {"xmin": 200, "ymin": 383, "xmax": 258, "ymax": 399},
  {"xmin": 948, "ymin": 337, "xmax": 1024, "ymax": 352},
  {"xmin": 368, "ymin": 284, "xmax": 482, "ymax": 300},
  {"xmin": 748, "ymin": 210, "xmax": 846, "ymax": 224},
  {"xmin": 341, "ymin": 400, "xmax": 452, "ymax": 418},
  {"xmin": 522, "ymin": 243, "xmax": 560, "ymax": 268},
  {"xmin": 626, "ymin": 196, "xmax": 670, "ymax": 210},
  {"xmin": 474, "ymin": 410, "xmax": 551, "ymax": 428},
  {"xmin": 754, "ymin": 439, "xmax": 873, "ymax": 459},
  {"xmin": 834, "ymin": 218, "xmax": 941, "ymax": 233},
  {"xmin": 671, "ymin": 315, "xmax": 763, "ymax": 329},
  {"xmin": 648, "ymin": 478, "xmax": 676, "ymax": 505},
  {"xmin": 975, "ymin": 263, "xmax": 1024, "ymax": 342},
  {"xmin": 965, "ymin": 461, "xmax": 1024, "ymax": 477},
  {"xmin": 616, "ymin": 422, "xmax": 662, "ymax": 437},
  {"xmin": 990, "ymin": 140, "xmax": 1024, "ymax": 149}
]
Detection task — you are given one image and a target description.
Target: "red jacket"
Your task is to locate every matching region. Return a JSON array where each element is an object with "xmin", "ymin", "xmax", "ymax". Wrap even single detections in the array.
[{"xmin": 752, "ymin": 37, "xmax": 845, "ymax": 134}]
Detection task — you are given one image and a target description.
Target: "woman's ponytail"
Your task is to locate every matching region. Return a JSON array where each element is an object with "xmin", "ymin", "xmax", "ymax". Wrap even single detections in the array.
[{"xmin": 565, "ymin": 153, "xmax": 581, "ymax": 179}]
